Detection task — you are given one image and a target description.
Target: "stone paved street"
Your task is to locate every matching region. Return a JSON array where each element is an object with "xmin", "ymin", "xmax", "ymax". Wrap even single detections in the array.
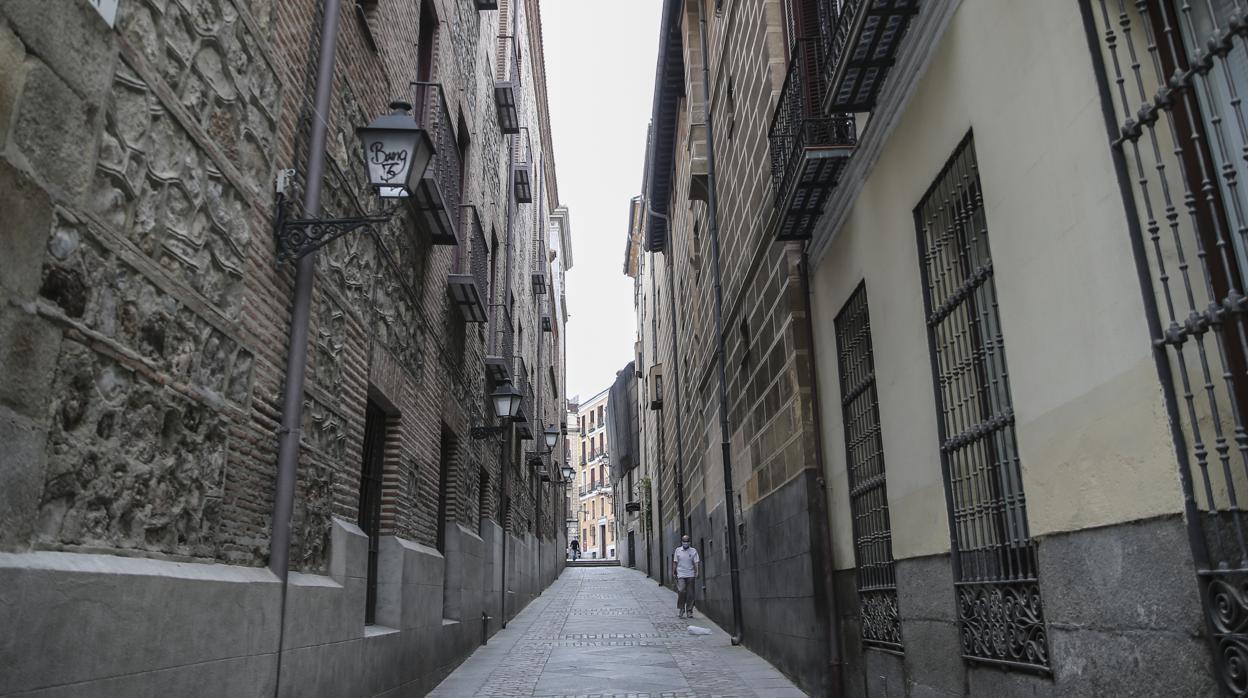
[{"xmin": 429, "ymin": 566, "xmax": 807, "ymax": 698}]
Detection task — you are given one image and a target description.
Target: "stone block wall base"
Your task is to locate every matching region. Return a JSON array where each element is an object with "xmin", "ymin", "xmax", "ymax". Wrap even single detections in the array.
[
  {"xmin": 0, "ymin": 518, "xmax": 560, "ymax": 697},
  {"xmin": 834, "ymin": 515, "xmax": 1216, "ymax": 697}
]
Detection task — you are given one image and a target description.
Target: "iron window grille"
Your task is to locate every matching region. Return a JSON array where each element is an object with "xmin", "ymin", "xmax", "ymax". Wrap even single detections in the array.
[
  {"xmin": 915, "ymin": 133, "xmax": 1049, "ymax": 671},
  {"xmin": 1082, "ymin": 1, "xmax": 1248, "ymax": 693},
  {"xmin": 833, "ymin": 282, "xmax": 902, "ymax": 652}
]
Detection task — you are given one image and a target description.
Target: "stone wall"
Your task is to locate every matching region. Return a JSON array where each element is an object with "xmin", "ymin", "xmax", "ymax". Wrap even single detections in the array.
[
  {"xmin": 0, "ymin": 0, "xmax": 568, "ymax": 694},
  {"xmin": 634, "ymin": 0, "xmax": 834, "ymax": 694}
]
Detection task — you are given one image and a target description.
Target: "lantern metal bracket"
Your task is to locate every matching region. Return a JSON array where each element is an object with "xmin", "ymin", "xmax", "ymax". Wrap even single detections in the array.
[
  {"xmin": 272, "ymin": 176, "xmax": 401, "ymax": 262},
  {"xmin": 470, "ymin": 421, "xmax": 509, "ymax": 440}
]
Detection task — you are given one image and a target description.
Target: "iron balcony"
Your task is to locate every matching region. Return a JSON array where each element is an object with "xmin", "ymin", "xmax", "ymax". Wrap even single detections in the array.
[
  {"xmin": 494, "ymin": 33, "xmax": 521, "ymax": 134},
  {"xmin": 512, "ymin": 127, "xmax": 533, "ymax": 204},
  {"xmin": 410, "ymin": 81, "xmax": 460, "ymax": 245},
  {"xmin": 514, "ymin": 356, "xmax": 533, "ymax": 440},
  {"xmin": 820, "ymin": 0, "xmax": 920, "ymax": 113},
  {"xmin": 485, "ymin": 305, "xmax": 513, "ymax": 385},
  {"xmin": 448, "ymin": 205, "xmax": 489, "ymax": 323},
  {"xmin": 768, "ymin": 38, "xmax": 856, "ymax": 242}
]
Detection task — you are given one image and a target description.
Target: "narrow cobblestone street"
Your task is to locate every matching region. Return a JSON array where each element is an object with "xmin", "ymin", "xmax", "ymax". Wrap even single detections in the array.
[{"xmin": 429, "ymin": 566, "xmax": 807, "ymax": 698}]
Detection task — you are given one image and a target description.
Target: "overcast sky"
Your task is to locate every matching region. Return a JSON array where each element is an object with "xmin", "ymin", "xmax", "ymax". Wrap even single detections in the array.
[{"xmin": 543, "ymin": 0, "xmax": 662, "ymax": 405}]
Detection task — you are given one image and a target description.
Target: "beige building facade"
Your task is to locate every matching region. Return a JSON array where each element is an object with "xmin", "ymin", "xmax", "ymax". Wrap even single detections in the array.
[
  {"xmin": 634, "ymin": 0, "xmax": 1245, "ymax": 695},
  {"xmin": 570, "ymin": 389, "xmax": 617, "ymax": 559}
]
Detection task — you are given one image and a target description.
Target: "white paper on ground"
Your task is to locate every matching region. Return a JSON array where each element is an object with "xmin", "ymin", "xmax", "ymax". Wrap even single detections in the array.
[{"xmin": 687, "ymin": 626, "xmax": 712, "ymax": 635}]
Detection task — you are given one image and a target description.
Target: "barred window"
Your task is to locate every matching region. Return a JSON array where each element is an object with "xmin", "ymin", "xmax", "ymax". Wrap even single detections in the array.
[
  {"xmin": 915, "ymin": 133, "xmax": 1048, "ymax": 670},
  {"xmin": 833, "ymin": 282, "xmax": 901, "ymax": 652},
  {"xmin": 1084, "ymin": 0, "xmax": 1248, "ymax": 691}
]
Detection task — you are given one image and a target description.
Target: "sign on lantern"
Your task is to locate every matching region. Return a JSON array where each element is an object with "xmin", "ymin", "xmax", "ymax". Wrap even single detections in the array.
[
  {"xmin": 357, "ymin": 101, "xmax": 435, "ymax": 199},
  {"xmin": 86, "ymin": 0, "xmax": 119, "ymax": 27}
]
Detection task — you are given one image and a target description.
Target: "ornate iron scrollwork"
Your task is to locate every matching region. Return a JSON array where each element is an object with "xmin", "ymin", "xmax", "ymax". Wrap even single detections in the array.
[
  {"xmin": 957, "ymin": 581, "xmax": 1049, "ymax": 669},
  {"xmin": 272, "ymin": 189, "xmax": 398, "ymax": 262},
  {"xmin": 1206, "ymin": 574, "xmax": 1248, "ymax": 696},
  {"xmin": 860, "ymin": 590, "xmax": 902, "ymax": 650}
]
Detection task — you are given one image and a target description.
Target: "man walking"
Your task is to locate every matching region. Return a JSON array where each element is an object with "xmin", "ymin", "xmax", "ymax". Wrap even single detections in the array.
[
  {"xmin": 672, "ymin": 535, "xmax": 700, "ymax": 618},
  {"xmin": 570, "ymin": 538, "xmax": 580, "ymax": 561}
]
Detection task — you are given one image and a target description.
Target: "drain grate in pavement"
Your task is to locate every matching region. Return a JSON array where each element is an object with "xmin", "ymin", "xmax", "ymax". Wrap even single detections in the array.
[
  {"xmin": 532, "ymin": 693, "xmax": 696, "ymax": 698},
  {"xmin": 539, "ymin": 639, "xmax": 667, "ymax": 647},
  {"xmin": 562, "ymin": 633, "xmax": 664, "ymax": 639},
  {"xmin": 568, "ymin": 608, "xmax": 649, "ymax": 616}
]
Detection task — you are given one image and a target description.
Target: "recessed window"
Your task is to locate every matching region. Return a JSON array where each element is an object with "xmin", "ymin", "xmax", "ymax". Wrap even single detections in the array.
[{"xmin": 358, "ymin": 400, "xmax": 388, "ymax": 625}]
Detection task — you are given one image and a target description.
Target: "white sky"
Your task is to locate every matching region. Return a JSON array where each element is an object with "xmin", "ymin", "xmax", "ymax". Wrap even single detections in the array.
[{"xmin": 542, "ymin": 0, "xmax": 662, "ymax": 404}]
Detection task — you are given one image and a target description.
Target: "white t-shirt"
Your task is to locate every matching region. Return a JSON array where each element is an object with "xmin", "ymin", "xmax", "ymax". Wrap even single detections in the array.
[{"xmin": 673, "ymin": 545, "xmax": 700, "ymax": 578}]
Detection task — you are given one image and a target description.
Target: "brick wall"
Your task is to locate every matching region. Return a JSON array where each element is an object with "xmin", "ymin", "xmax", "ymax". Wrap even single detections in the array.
[{"xmin": 0, "ymin": 0, "xmax": 566, "ymax": 574}]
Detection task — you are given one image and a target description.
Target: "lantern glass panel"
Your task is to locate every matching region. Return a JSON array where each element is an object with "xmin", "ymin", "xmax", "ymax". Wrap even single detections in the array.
[{"xmin": 362, "ymin": 130, "xmax": 419, "ymax": 198}]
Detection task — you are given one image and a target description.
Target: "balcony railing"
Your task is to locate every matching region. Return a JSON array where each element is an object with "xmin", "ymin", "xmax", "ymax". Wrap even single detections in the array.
[
  {"xmin": 448, "ymin": 205, "xmax": 488, "ymax": 323},
  {"xmin": 768, "ymin": 39, "xmax": 856, "ymax": 242},
  {"xmin": 514, "ymin": 356, "xmax": 533, "ymax": 440},
  {"xmin": 820, "ymin": 0, "xmax": 919, "ymax": 113},
  {"xmin": 578, "ymin": 482, "xmax": 613, "ymax": 498},
  {"xmin": 411, "ymin": 81, "xmax": 460, "ymax": 245},
  {"xmin": 485, "ymin": 306, "xmax": 513, "ymax": 384},
  {"xmin": 494, "ymin": 27, "xmax": 521, "ymax": 134},
  {"xmin": 532, "ymin": 237, "xmax": 548, "ymax": 295},
  {"xmin": 525, "ymin": 450, "xmax": 551, "ymax": 481},
  {"xmin": 512, "ymin": 128, "xmax": 533, "ymax": 204}
]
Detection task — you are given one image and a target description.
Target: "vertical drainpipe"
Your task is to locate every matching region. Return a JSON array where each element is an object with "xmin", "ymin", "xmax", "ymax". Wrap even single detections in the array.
[
  {"xmin": 649, "ymin": 252, "xmax": 666, "ymax": 587},
  {"xmin": 534, "ymin": 154, "xmax": 545, "ymax": 584},
  {"xmin": 698, "ymin": 5, "xmax": 744, "ymax": 646},
  {"xmin": 271, "ymin": 0, "xmax": 342, "ymax": 694},
  {"xmin": 500, "ymin": 124, "xmax": 516, "ymax": 628},
  {"xmin": 799, "ymin": 250, "xmax": 843, "ymax": 695}
]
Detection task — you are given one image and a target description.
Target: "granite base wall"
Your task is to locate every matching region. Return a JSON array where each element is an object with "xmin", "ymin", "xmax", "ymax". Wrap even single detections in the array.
[
  {"xmin": 834, "ymin": 515, "xmax": 1215, "ymax": 697},
  {"xmin": 0, "ymin": 518, "xmax": 558, "ymax": 697},
  {"xmin": 682, "ymin": 470, "xmax": 831, "ymax": 696}
]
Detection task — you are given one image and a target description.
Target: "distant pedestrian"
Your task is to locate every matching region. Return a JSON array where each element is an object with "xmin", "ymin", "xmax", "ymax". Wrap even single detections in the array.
[
  {"xmin": 672, "ymin": 535, "xmax": 700, "ymax": 618},
  {"xmin": 570, "ymin": 538, "xmax": 580, "ymax": 560}
]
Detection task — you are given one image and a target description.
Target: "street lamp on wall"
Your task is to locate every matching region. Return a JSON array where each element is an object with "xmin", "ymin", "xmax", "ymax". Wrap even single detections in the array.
[
  {"xmin": 274, "ymin": 101, "xmax": 435, "ymax": 261},
  {"xmin": 543, "ymin": 425, "xmax": 559, "ymax": 450},
  {"xmin": 491, "ymin": 382, "xmax": 524, "ymax": 420},
  {"xmin": 359, "ymin": 101, "xmax": 436, "ymax": 199},
  {"xmin": 470, "ymin": 382, "xmax": 523, "ymax": 439}
]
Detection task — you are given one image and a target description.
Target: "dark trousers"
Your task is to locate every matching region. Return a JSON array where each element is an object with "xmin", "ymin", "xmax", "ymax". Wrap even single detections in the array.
[{"xmin": 676, "ymin": 576, "xmax": 696, "ymax": 611}]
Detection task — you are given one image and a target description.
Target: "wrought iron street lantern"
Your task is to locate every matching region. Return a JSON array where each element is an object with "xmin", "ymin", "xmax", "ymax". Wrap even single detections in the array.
[
  {"xmin": 273, "ymin": 101, "xmax": 435, "ymax": 261},
  {"xmin": 492, "ymin": 382, "xmax": 523, "ymax": 420},
  {"xmin": 543, "ymin": 425, "xmax": 559, "ymax": 450},
  {"xmin": 561, "ymin": 465, "xmax": 575, "ymax": 481},
  {"xmin": 471, "ymin": 381, "xmax": 523, "ymax": 440},
  {"xmin": 358, "ymin": 101, "xmax": 435, "ymax": 199}
]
